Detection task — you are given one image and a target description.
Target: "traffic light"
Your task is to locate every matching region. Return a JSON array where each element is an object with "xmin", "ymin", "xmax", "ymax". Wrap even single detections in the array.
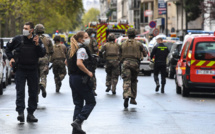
[{"xmin": 56, "ymin": 30, "xmax": 59, "ymax": 33}]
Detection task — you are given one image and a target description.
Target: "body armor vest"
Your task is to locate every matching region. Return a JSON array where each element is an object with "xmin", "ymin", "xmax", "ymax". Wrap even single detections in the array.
[
  {"xmin": 121, "ymin": 39, "xmax": 141, "ymax": 60},
  {"xmin": 40, "ymin": 35, "xmax": 53, "ymax": 55},
  {"xmin": 17, "ymin": 38, "xmax": 38, "ymax": 65},
  {"xmin": 67, "ymin": 45, "xmax": 93, "ymax": 75},
  {"xmin": 52, "ymin": 44, "xmax": 66, "ymax": 60},
  {"xmin": 105, "ymin": 42, "xmax": 119, "ymax": 60}
]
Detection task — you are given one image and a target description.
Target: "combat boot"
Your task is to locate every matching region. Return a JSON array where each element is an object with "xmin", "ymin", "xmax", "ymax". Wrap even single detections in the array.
[
  {"xmin": 130, "ymin": 98, "xmax": 137, "ymax": 105},
  {"xmin": 27, "ymin": 114, "xmax": 38, "ymax": 122},
  {"xmin": 155, "ymin": 81, "xmax": 160, "ymax": 92},
  {"xmin": 40, "ymin": 84, "xmax": 47, "ymax": 98},
  {"xmin": 106, "ymin": 87, "xmax": 111, "ymax": 92},
  {"xmin": 71, "ymin": 119, "xmax": 86, "ymax": 134},
  {"xmin": 161, "ymin": 84, "xmax": 165, "ymax": 93},
  {"xmin": 124, "ymin": 98, "xmax": 129, "ymax": 108},
  {"xmin": 72, "ymin": 128, "xmax": 86, "ymax": 134},
  {"xmin": 17, "ymin": 112, "xmax": 24, "ymax": 122},
  {"xmin": 112, "ymin": 88, "xmax": 116, "ymax": 95}
]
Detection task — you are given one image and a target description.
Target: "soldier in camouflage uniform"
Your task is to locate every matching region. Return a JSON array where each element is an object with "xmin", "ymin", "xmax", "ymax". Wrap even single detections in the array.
[
  {"xmin": 86, "ymin": 28, "xmax": 98, "ymax": 96},
  {"xmin": 51, "ymin": 35, "xmax": 67, "ymax": 92},
  {"xmin": 121, "ymin": 28, "xmax": 147, "ymax": 108},
  {"xmin": 100, "ymin": 33, "xmax": 120, "ymax": 95},
  {"xmin": 34, "ymin": 24, "xmax": 54, "ymax": 98}
]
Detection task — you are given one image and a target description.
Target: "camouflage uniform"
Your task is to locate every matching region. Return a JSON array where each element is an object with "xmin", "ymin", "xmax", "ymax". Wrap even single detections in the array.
[
  {"xmin": 51, "ymin": 43, "xmax": 67, "ymax": 92},
  {"xmin": 38, "ymin": 36, "xmax": 53, "ymax": 90},
  {"xmin": 34, "ymin": 24, "xmax": 54, "ymax": 98},
  {"xmin": 86, "ymin": 28, "xmax": 98, "ymax": 95},
  {"xmin": 121, "ymin": 28, "xmax": 147, "ymax": 108},
  {"xmin": 100, "ymin": 34, "xmax": 120, "ymax": 94}
]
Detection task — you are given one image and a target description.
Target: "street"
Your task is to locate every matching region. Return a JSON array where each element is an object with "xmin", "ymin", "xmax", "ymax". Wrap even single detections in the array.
[{"xmin": 1, "ymin": 68, "xmax": 215, "ymax": 134}]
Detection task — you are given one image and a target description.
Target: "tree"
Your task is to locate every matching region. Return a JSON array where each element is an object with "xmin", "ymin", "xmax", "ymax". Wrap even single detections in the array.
[
  {"xmin": 184, "ymin": 0, "xmax": 204, "ymax": 22},
  {"xmin": 82, "ymin": 8, "xmax": 100, "ymax": 27},
  {"xmin": 200, "ymin": 0, "xmax": 215, "ymax": 20},
  {"xmin": 0, "ymin": 0, "xmax": 84, "ymax": 36},
  {"xmin": 183, "ymin": 0, "xmax": 204, "ymax": 32}
]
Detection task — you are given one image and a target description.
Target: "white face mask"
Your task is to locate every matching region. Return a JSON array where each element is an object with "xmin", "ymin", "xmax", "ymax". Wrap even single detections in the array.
[
  {"xmin": 23, "ymin": 29, "xmax": 31, "ymax": 36},
  {"xmin": 83, "ymin": 38, "xmax": 90, "ymax": 46}
]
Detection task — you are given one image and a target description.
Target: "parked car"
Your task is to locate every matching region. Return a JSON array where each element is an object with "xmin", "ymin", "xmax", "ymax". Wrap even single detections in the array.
[
  {"xmin": 0, "ymin": 39, "xmax": 5, "ymax": 95},
  {"xmin": 166, "ymin": 41, "xmax": 182, "ymax": 79},
  {"xmin": 139, "ymin": 45, "xmax": 152, "ymax": 76},
  {"xmin": 116, "ymin": 36, "xmax": 149, "ymax": 46},
  {"xmin": 175, "ymin": 34, "xmax": 215, "ymax": 97},
  {"xmin": 1, "ymin": 38, "xmax": 13, "ymax": 89}
]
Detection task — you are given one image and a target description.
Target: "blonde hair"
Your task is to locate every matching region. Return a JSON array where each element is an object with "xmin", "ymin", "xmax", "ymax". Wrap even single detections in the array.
[{"xmin": 70, "ymin": 31, "xmax": 85, "ymax": 57}]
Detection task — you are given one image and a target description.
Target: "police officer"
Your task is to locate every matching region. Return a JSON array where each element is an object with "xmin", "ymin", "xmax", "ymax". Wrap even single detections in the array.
[
  {"xmin": 100, "ymin": 33, "xmax": 120, "ymax": 94},
  {"xmin": 86, "ymin": 28, "xmax": 98, "ymax": 96},
  {"xmin": 6, "ymin": 22, "xmax": 46, "ymax": 122},
  {"xmin": 150, "ymin": 37, "xmax": 169, "ymax": 93},
  {"xmin": 34, "ymin": 24, "xmax": 53, "ymax": 98},
  {"xmin": 121, "ymin": 28, "xmax": 147, "ymax": 108},
  {"xmin": 67, "ymin": 31, "xmax": 96, "ymax": 134},
  {"xmin": 50, "ymin": 35, "xmax": 67, "ymax": 92}
]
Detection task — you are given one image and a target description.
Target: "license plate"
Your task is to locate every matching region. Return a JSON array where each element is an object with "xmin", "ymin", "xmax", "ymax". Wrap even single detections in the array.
[{"xmin": 196, "ymin": 70, "xmax": 215, "ymax": 75}]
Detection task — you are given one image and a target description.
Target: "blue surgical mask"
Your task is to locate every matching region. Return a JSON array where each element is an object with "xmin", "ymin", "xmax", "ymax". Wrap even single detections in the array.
[{"xmin": 91, "ymin": 33, "xmax": 95, "ymax": 38}]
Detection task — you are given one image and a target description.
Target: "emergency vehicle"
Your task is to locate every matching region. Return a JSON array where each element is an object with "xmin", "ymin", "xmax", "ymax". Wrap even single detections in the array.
[
  {"xmin": 89, "ymin": 19, "xmax": 133, "ymax": 50},
  {"xmin": 175, "ymin": 31, "xmax": 215, "ymax": 97}
]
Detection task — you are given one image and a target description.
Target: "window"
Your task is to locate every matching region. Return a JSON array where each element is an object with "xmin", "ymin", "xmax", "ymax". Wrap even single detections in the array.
[
  {"xmin": 183, "ymin": 42, "xmax": 190, "ymax": 58},
  {"xmin": 164, "ymin": 42, "xmax": 174, "ymax": 51},
  {"xmin": 195, "ymin": 42, "xmax": 215, "ymax": 60}
]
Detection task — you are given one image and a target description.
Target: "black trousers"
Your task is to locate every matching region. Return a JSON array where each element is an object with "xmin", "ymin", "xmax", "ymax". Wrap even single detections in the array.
[
  {"xmin": 69, "ymin": 74, "xmax": 96, "ymax": 121},
  {"xmin": 153, "ymin": 63, "xmax": 166, "ymax": 85},
  {"xmin": 15, "ymin": 68, "xmax": 38, "ymax": 114}
]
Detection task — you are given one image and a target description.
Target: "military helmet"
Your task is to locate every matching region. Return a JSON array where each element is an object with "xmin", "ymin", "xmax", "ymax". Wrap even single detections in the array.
[
  {"xmin": 86, "ymin": 28, "xmax": 96, "ymax": 36},
  {"xmin": 108, "ymin": 33, "xmax": 115, "ymax": 41},
  {"xmin": 34, "ymin": 24, "xmax": 45, "ymax": 34},
  {"xmin": 53, "ymin": 35, "xmax": 61, "ymax": 42},
  {"xmin": 127, "ymin": 28, "xmax": 136, "ymax": 36}
]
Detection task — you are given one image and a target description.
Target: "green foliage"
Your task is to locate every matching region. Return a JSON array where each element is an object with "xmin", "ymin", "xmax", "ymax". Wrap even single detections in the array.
[
  {"xmin": 0, "ymin": 0, "xmax": 84, "ymax": 34},
  {"xmin": 184, "ymin": 0, "xmax": 204, "ymax": 22},
  {"xmin": 82, "ymin": 8, "xmax": 100, "ymax": 26}
]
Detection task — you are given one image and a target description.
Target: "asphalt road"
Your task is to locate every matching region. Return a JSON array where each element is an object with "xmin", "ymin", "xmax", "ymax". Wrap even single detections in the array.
[{"xmin": 1, "ymin": 68, "xmax": 215, "ymax": 134}]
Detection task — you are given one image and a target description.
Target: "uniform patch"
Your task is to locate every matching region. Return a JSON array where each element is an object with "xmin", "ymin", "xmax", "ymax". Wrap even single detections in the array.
[
  {"xmin": 9, "ymin": 39, "xmax": 12, "ymax": 43},
  {"xmin": 81, "ymin": 51, "xmax": 86, "ymax": 57}
]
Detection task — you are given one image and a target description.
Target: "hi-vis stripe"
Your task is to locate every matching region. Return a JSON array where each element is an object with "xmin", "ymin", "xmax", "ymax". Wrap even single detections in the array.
[{"xmin": 191, "ymin": 60, "xmax": 215, "ymax": 67}]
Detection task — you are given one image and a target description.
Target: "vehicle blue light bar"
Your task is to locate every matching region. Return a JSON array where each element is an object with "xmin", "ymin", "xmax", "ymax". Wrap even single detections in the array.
[
  {"xmin": 171, "ymin": 37, "xmax": 180, "ymax": 41},
  {"xmin": 187, "ymin": 30, "xmax": 214, "ymax": 34}
]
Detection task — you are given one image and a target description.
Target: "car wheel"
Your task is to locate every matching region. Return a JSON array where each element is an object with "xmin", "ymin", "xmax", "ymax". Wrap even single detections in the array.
[
  {"xmin": 175, "ymin": 77, "xmax": 181, "ymax": 94},
  {"xmin": 182, "ymin": 84, "xmax": 189, "ymax": 97},
  {"xmin": 0, "ymin": 81, "xmax": 3, "ymax": 95},
  {"xmin": 8, "ymin": 74, "xmax": 12, "ymax": 85},
  {"xmin": 168, "ymin": 65, "xmax": 174, "ymax": 79},
  {"xmin": 144, "ymin": 71, "xmax": 151, "ymax": 76},
  {"xmin": 5, "ymin": 71, "xmax": 8, "ymax": 86}
]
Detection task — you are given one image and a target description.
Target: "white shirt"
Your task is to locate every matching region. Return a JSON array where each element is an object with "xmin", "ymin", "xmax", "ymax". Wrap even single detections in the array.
[{"xmin": 77, "ymin": 48, "xmax": 88, "ymax": 60}]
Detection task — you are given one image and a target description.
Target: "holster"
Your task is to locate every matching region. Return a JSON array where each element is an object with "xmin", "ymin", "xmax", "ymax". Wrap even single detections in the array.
[{"xmin": 81, "ymin": 75, "xmax": 94, "ymax": 89}]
